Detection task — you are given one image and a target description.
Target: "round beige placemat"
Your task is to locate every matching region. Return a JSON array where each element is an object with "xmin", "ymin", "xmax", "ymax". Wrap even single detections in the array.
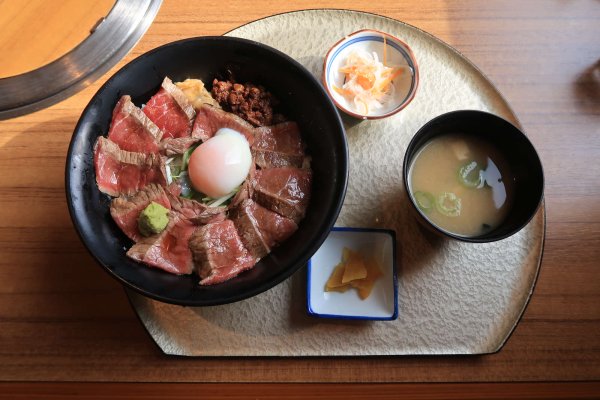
[{"xmin": 127, "ymin": 9, "xmax": 545, "ymax": 356}]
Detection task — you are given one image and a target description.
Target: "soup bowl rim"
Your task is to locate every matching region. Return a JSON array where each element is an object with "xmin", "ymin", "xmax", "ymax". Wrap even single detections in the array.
[{"xmin": 402, "ymin": 109, "xmax": 544, "ymax": 243}]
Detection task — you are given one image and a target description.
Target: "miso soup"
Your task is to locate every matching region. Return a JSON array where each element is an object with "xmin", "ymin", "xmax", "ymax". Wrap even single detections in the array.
[{"xmin": 408, "ymin": 133, "xmax": 514, "ymax": 237}]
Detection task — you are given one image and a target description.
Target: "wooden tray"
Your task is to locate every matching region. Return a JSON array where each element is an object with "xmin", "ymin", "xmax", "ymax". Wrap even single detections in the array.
[{"xmin": 126, "ymin": 9, "xmax": 545, "ymax": 356}]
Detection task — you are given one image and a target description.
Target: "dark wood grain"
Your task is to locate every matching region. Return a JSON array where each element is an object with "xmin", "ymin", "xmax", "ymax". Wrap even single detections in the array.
[
  {"xmin": 0, "ymin": 0, "xmax": 599, "ymax": 396},
  {"xmin": 0, "ymin": 382, "xmax": 599, "ymax": 400}
]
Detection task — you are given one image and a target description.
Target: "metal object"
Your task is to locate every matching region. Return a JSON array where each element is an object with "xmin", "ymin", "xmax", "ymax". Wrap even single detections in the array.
[{"xmin": 0, "ymin": 0, "xmax": 162, "ymax": 120}]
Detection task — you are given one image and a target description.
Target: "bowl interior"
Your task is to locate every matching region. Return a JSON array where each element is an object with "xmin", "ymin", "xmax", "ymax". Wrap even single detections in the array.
[
  {"xmin": 403, "ymin": 110, "xmax": 544, "ymax": 242},
  {"xmin": 324, "ymin": 30, "xmax": 418, "ymax": 119},
  {"xmin": 66, "ymin": 36, "xmax": 348, "ymax": 306}
]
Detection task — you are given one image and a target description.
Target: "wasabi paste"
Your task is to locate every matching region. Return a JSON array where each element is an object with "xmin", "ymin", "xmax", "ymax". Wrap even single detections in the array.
[{"xmin": 138, "ymin": 202, "xmax": 169, "ymax": 236}]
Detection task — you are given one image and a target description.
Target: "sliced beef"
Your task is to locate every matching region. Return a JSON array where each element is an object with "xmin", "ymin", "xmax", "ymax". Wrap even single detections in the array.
[
  {"xmin": 231, "ymin": 199, "xmax": 298, "ymax": 260},
  {"xmin": 143, "ymin": 77, "xmax": 196, "ymax": 140},
  {"xmin": 252, "ymin": 167, "xmax": 312, "ymax": 223},
  {"xmin": 168, "ymin": 194, "xmax": 226, "ymax": 225},
  {"xmin": 191, "ymin": 104, "xmax": 255, "ymax": 145},
  {"xmin": 188, "ymin": 220, "xmax": 256, "ymax": 285},
  {"xmin": 107, "ymin": 95, "xmax": 162, "ymax": 153},
  {"xmin": 228, "ymin": 162, "xmax": 256, "ymax": 209},
  {"xmin": 159, "ymin": 136, "xmax": 199, "ymax": 156},
  {"xmin": 229, "ymin": 180, "xmax": 252, "ymax": 210},
  {"xmin": 192, "ymin": 206, "xmax": 227, "ymax": 225},
  {"xmin": 94, "ymin": 137, "xmax": 166, "ymax": 197},
  {"xmin": 252, "ymin": 122, "xmax": 306, "ymax": 168},
  {"xmin": 127, "ymin": 213, "xmax": 195, "ymax": 275},
  {"xmin": 110, "ymin": 184, "xmax": 171, "ymax": 242},
  {"xmin": 165, "ymin": 181, "xmax": 182, "ymax": 197}
]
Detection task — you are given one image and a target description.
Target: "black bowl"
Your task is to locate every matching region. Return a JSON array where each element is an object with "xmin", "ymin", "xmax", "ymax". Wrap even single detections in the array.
[
  {"xmin": 403, "ymin": 110, "xmax": 544, "ymax": 243},
  {"xmin": 66, "ymin": 36, "xmax": 348, "ymax": 306}
]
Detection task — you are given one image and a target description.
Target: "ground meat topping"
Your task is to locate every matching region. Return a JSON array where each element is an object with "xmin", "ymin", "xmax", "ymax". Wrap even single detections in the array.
[{"xmin": 211, "ymin": 79, "xmax": 284, "ymax": 127}]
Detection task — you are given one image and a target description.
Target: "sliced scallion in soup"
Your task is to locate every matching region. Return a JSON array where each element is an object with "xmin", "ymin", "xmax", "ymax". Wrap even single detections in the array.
[
  {"xmin": 408, "ymin": 133, "xmax": 514, "ymax": 237},
  {"xmin": 413, "ymin": 191, "xmax": 435, "ymax": 213},
  {"xmin": 458, "ymin": 161, "xmax": 484, "ymax": 188}
]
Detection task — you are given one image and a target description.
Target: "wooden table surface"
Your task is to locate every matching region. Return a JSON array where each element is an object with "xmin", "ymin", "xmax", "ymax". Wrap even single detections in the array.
[{"xmin": 0, "ymin": 0, "xmax": 599, "ymax": 398}]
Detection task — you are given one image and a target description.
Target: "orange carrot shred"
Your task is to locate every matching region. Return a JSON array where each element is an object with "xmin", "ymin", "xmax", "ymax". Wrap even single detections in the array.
[
  {"xmin": 332, "ymin": 85, "xmax": 351, "ymax": 96},
  {"xmin": 334, "ymin": 45, "xmax": 404, "ymax": 114},
  {"xmin": 376, "ymin": 67, "xmax": 404, "ymax": 92}
]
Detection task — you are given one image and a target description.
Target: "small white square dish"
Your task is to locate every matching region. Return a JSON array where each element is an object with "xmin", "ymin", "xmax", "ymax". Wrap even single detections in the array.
[{"xmin": 307, "ymin": 227, "xmax": 398, "ymax": 320}]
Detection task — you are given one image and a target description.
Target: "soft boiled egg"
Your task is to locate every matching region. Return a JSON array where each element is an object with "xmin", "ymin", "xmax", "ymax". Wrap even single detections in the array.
[{"xmin": 188, "ymin": 128, "xmax": 252, "ymax": 198}]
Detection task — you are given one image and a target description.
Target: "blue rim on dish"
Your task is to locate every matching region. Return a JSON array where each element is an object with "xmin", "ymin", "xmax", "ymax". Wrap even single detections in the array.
[
  {"xmin": 306, "ymin": 227, "xmax": 398, "ymax": 321},
  {"xmin": 322, "ymin": 28, "xmax": 420, "ymax": 120}
]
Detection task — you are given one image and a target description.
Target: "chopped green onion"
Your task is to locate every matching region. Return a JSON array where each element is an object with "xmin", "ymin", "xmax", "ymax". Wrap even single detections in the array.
[
  {"xmin": 166, "ymin": 155, "xmax": 184, "ymax": 181},
  {"xmin": 207, "ymin": 190, "xmax": 237, "ymax": 207},
  {"xmin": 458, "ymin": 161, "xmax": 484, "ymax": 188},
  {"xmin": 413, "ymin": 191, "xmax": 435, "ymax": 213},
  {"xmin": 170, "ymin": 165, "xmax": 182, "ymax": 179},
  {"xmin": 436, "ymin": 192, "xmax": 461, "ymax": 217},
  {"xmin": 182, "ymin": 144, "xmax": 200, "ymax": 171}
]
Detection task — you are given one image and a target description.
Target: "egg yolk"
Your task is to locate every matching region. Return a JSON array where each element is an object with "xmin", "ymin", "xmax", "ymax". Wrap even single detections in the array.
[{"xmin": 187, "ymin": 128, "xmax": 252, "ymax": 198}]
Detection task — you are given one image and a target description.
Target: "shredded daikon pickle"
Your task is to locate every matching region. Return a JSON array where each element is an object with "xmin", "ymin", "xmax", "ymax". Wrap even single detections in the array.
[{"xmin": 333, "ymin": 49, "xmax": 405, "ymax": 115}]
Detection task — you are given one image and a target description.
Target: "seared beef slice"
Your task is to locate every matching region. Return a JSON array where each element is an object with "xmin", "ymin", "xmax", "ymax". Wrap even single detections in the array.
[
  {"xmin": 94, "ymin": 137, "xmax": 166, "ymax": 197},
  {"xmin": 252, "ymin": 122, "xmax": 306, "ymax": 168},
  {"xmin": 252, "ymin": 167, "xmax": 312, "ymax": 223},
  {"xmin": 110, "ymin": 184, "xmax": 171, "ymax": 242},
  {"xmin": 228, "ymin": 162, "xmax": 256, "ymax": 209},
  {"xmin": 107, "ymin": 95, "xmax": 162, "ymax": 153},
  {"xmin": 189, "ymin": 220, "xmax": 256, "ymax": 285},
  {"xmin": 168, "ymin": 194, "xmax": 226, "ymax": 225},
  {"xmin": 159, "ymin": 136, "xmax": 199, "ymax": 156},
  {"xmin": 191, "ymin": 104, "xmax": 255, "ymax": 145},
  {"xmin": 143, "ymin": 77, "xmax": 196, "ymax": 139},
  {"xmin": 127, "ymin": 213, "xmax": 195, "ymax": 275},
  {"xmin": 231, "ymin": 199, "xmax": 297, "ymax": 260}
]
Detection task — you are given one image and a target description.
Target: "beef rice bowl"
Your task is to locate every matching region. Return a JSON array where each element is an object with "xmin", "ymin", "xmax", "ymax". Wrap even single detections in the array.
[{"xmin": 66, "ymin": 36, "xmax": 348, "ymax": 306}]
